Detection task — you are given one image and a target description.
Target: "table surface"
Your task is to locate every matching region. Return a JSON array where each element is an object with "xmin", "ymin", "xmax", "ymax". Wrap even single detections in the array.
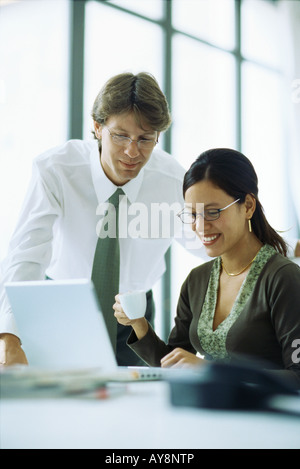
[{"xmin": 1, "ymin": 380, "xmax": 300, "ymax": 449}]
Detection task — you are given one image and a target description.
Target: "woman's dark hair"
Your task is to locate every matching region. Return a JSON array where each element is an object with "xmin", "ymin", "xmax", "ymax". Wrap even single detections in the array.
[{"xmin": 183, "ymin": 148, "xmax": 287, "ymax": 256}]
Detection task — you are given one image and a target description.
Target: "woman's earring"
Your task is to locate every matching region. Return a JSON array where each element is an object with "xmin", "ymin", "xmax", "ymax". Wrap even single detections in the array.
[{"xmin": 248, "ymin": 219, "xmax": 252, "ymax": 233}]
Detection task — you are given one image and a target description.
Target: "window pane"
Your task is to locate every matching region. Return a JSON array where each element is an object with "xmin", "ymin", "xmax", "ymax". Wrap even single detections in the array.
[
  {"xmin": 241, "ymin": 0, "xmax": 283, "ymax": 69},
  {"xmin": 173, "ymin": 0, "xmax": 236, "ymax": 50},
  {"xmin": 242, "ymin": 62, "xmax": 288, "ymax": 232},
  {"xmin": 172, "ymin": 34, "xmax": 236, "ymax": 169},
  {"xmin": 171, "ymin": 33, "xmax": 236, "ymax": 314},
  {"xmin": 108, "ymin": 0, "xmax": 163, "ymax": 20},
  {"xmin": 83, "ymin": 1, "xmax": 163, "ymax": 139},
  {"xmin": 0, "ymin": 0, "xmax": 69, "ymax": 259}
]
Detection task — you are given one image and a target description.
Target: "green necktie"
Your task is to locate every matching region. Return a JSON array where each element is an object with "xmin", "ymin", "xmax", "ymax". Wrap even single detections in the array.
[{"xmin": 92, "ymin": 188, "xmax": 124, "ymax": 351}]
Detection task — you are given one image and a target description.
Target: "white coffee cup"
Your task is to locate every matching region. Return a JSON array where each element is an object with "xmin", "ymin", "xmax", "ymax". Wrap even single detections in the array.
[{"xmin": 119, "ymin": 290, "xmax": 147, "ymax": 320}]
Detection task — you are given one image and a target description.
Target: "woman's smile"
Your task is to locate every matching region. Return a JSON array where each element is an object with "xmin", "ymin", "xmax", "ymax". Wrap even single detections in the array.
[{"xmin": 201, "ymin": 233, "xmax": 221, "ymax": 246}]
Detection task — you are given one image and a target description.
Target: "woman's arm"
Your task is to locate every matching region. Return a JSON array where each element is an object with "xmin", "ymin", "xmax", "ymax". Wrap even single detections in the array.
[
  {"xmin": 114, "ymin": 276, "xmax": 205, "ymax": 368},
  {"xmin": 270, "ymin": 262, "xmax": 300, "ymax": 387}
]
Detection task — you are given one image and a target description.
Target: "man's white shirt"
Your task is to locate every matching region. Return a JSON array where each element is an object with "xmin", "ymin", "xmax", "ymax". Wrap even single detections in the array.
[{"xmin": 0, "ymin": 139, "xmax": 206, "ymax": 336}]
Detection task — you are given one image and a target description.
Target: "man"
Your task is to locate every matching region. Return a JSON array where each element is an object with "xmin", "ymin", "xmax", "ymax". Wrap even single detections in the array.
[{"xmin": 0, "ymin": 72, "xmax": 203, "ymax": 366}]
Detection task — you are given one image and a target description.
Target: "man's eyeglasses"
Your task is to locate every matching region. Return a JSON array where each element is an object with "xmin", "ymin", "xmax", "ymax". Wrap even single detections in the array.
[
  {"xmin": 104, "ymin": 126, "xmax": 158, "ymax": 150},
  {"xmin": 177, "ymin": 198, "xmax": 241, "ymax": 223}
]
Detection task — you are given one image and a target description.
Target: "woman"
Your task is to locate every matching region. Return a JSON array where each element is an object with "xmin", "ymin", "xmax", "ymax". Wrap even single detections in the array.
[{"xmin": 114, "ymin": 148, "xmax": 300, "ymax": 386}]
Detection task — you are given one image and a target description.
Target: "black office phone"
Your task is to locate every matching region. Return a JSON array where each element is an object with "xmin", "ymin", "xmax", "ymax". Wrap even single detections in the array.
[{"xmin": 168, "ymin": 358, "xmax": 299, "ymax": 411}]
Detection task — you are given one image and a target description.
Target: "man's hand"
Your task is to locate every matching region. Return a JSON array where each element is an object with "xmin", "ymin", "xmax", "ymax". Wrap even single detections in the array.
[{"xmin": 0, "ymin": 333, "xmax": 28, "ymax": 366}]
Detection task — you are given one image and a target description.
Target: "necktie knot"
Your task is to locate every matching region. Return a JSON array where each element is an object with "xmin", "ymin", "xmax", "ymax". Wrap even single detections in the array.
[{"xmin": 109, "ymin": 188, "xmax": 125, "ymax": 208}]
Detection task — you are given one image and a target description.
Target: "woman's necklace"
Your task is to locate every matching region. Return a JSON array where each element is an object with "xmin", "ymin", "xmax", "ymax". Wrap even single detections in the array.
[{"xmin": 221, "ymin": 251, "xmax": 259, "ymax": 277}]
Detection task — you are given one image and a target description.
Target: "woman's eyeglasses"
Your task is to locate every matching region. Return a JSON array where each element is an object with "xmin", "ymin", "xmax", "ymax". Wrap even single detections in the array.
[{"xmin": 177, "ymin": 198, "xmax": 241, "ymax": 223}]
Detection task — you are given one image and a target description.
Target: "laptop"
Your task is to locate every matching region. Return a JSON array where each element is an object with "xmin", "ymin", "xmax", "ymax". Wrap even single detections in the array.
[{"xmin": 4, "ymin": 279, "xmax": 176, "ymax": 382}]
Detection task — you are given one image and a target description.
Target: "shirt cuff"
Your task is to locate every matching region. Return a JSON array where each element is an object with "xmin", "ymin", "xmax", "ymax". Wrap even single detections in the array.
[{"xmin": 0, "ymin": 310, "xmax": 20, "ymax": 338}]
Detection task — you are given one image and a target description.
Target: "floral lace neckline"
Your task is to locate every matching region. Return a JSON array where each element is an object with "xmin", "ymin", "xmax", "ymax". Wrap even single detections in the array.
[{"xmin": 197, "ymin": 244, "xmax": 276, "ymax": 359}]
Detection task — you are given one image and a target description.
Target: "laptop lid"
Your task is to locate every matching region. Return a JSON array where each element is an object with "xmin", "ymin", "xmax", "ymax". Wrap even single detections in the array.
[{"xmin": 4, "ymin": 279, "xmax": 118, "ymax": 371}]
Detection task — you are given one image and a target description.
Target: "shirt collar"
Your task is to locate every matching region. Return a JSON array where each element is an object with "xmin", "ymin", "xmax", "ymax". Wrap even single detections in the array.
[{"xmin": 90, "ymin": 143, "xmax": 144, "ymax": 204}]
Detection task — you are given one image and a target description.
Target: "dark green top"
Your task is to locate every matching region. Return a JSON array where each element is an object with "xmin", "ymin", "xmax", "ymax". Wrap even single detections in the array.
[
  {"xmin": 128, "ymin": 247, "xmax": 300, "ymax": 386},
  {"xmin": 197, "ymin": 245, "xmax": 276, "ymax": 359}
]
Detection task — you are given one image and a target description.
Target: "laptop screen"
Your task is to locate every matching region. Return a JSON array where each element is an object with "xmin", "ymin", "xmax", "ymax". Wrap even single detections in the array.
[{"xmin": 5, "ymin": 279, "xmax": 118, "ymax": 371}]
